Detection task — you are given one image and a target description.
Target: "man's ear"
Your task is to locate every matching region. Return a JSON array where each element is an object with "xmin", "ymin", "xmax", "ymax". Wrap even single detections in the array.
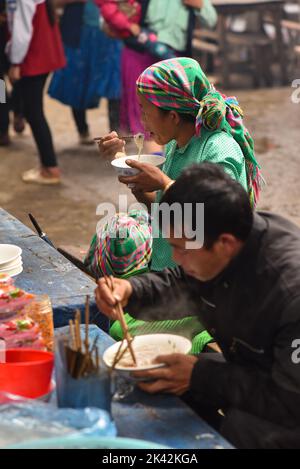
[{"xmin": 215, "ymin": 233, "xmax": 240, "ymax": 257}]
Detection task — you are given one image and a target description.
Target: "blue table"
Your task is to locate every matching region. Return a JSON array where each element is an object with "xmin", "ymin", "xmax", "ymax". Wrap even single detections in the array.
[
  {"xmin": 0, "ymin": 209, "xmax": 108, "ymax": 331},
  {"xmin": 0, "ymin": 208, "xmax": 232, "ymax": 449}
]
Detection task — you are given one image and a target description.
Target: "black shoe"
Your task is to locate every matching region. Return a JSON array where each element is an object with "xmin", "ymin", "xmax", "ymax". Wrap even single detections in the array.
[
  {"xmin": 0, "ymin": 133, "xmax": 11, "ymax": 146},
  {"xmin": 79, "ymin": 131, "xmax": 94, "ymax": 145},
  {"xmin": 13, "ymin": 114, "xmax": 25, "ymax": 134}
]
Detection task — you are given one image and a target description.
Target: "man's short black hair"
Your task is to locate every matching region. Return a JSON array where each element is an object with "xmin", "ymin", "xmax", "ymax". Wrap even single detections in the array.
[{"xmin": 160, "ymin": 163, "xmax": 254, "ymax": 248}]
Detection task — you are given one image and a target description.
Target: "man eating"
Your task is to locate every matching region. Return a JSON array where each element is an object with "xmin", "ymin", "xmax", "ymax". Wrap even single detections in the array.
[{"xmin": 95, "ymin": 163, "xmax": 300, "ymax": 448}]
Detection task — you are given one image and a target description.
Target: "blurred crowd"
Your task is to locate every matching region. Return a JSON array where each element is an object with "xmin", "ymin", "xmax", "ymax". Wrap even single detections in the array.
[{"xmin": 0, "ymin": 0, "xmax": 217, "ymax": 184}]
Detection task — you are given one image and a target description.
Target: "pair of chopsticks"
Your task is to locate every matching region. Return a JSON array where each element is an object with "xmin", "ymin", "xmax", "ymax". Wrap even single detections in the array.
[
  {"xmin": 94, "ymin": 135, "xmax": 135, "ymax": 142},
  {"xmin": 67, "ymin": 295, "xmax": 100, "ymax": 378},
  {"xmin": 28, "ymin": 214, "xmax": 98, "ymax": 281},
  {"xmin": 104, "ymin": 276, "xmax": 137, "ymax": 367}
]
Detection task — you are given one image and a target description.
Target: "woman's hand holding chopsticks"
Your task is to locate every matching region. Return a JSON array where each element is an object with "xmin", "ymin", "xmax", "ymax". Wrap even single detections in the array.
[{"xmin": 95, "ymin": 131, "xmax": 125, "ymax": 159}]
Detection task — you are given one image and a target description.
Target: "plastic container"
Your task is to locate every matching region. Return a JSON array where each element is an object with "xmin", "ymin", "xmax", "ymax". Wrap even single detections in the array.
[
  {"xmin": 56, "ymin": 369, "xmax": 112, "ymax": 413},
  {"xmin": 26, "ymin": 295, "xmax": 54, "ymax": 352},
  {"xmin": 0, "ymin": 277, "xmax": 35, "ymax": 318},
  {"xmin": 8, "ymin": 436, "xmax": 170, "ymax": 449},
  {"xmin": 0, "ymin": 348, "xmax": 54, "ymax": 399},
  {"xmin": 55, "ymin": 335, "xmax": 112, "ymax": 414},
  {"xmin": 0, "ymin": 403, "xmax": 116, "ymax": 448}
]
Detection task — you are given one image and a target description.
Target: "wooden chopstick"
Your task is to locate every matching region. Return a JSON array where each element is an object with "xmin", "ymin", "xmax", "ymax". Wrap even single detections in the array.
[
  {"xmin": 104, "ymin": 276, "xmax": 137, "ymax": 366},
  {"xmin": 112, "ymin": 339, "xmax": 125, "ymax": 370},
  {"xmin": 85, "ymin": 295, "xmax": 90, "ymax": 353},
  {"xmin": 94, "ymin": 135, "xmax": 134, "ymax": 142},
  {"xmin": 69, "ymin": 319, "xmax": 76, "ymax": 349},
  {"xmin": 75, "ymin": 309, "xmax": 82, "ymax": 352},
  {"xmin": 112, "ymin": 341, "xmax": 132, "ymax": 371},
  {"xmin": 66, "ymin": 302, "xmax": 102, "ymax": 378},
  {"xmin": 110, "ymin": 277, "xmax": 137, "ymax": 366}
]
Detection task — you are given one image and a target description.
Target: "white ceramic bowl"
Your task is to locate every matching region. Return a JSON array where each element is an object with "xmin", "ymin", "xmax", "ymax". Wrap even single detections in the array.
[
  {"xmin": 0, "ymin": 256, "xmax": 22, "ymax": 272},
  {"xmin": 0, "ymin": 245, "xmax": 22, "ymax": 268},
  {"xmin": 111, "ymin": 154, "xmax": 165, "ymax": 178},
  {"xmin": 103, "ymin": 333, "xmax": 192, "ymax": 372},
  {"xmin": 0, "ymin": 263, "xmax": 23, "ymax": 277}
]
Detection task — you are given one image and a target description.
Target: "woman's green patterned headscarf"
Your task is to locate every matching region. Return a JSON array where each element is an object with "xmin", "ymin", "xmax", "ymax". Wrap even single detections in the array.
[
  {"xmin": 137, "ymin": 57, "xmax": 263, "ymax": 206},
  {"xmin": 84, "ymin": 210, "xmax": 152, "ymax": 279}
]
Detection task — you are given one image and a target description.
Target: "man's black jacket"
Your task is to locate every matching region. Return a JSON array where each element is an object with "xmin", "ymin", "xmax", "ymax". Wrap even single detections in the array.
[{"xmin": 127, "ymin": 212, "xmax": 300, "ymax": 428}]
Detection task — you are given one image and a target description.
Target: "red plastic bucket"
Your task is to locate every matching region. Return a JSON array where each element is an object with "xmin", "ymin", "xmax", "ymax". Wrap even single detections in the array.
[{"xmin": 0, "ymin": 349, "xmax": 54, "ymax": 399}]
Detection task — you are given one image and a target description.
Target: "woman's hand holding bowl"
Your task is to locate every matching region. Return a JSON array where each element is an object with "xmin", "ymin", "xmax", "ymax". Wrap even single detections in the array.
[{"xmin": 119, "ymin": 159, "xmax": 172, "ymax": 192}]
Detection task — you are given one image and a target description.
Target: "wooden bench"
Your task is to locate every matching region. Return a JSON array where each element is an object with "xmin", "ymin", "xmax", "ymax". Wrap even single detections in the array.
[
  {"xmin": 192, "ymin": 27, "xmax": 274, "ymax": 88},
  {"xmin": 201, "ymin": 0, "xmax": 288, "ymax": 88}
]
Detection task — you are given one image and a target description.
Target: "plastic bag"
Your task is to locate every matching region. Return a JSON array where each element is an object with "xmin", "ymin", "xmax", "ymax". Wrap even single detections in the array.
[
  {"xmin": 0, "ymin": 274, "xmax": 45, "ymax": 349},
  {"xmin": 0, "ymin": 274, "xmax": 35, "ymax": 318},
  {"xmin": 0, "ymin": 400, "xmax": 116, "ymax": 448}
]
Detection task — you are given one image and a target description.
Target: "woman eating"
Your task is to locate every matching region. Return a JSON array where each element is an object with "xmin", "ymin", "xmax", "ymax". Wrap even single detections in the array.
[{"xmin": 98, "ymin": 57, "xmax": 263, "ymax": 272}]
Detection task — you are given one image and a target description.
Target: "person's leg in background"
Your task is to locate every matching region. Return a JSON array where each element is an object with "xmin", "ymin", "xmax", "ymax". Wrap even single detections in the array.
[
  {"xmin": 0, "ymin": 74, "xmax": 10, "ymax": 146},
  {"xmin": 10, "ymin": 80, "xmax": 25, "ymax": 134},
  {"xmin": 71, "ymin": 107, "xmax": 94, "ymax": 145},
  {"xmin": 108, "ymin": 98, "xmax": 120, "ymax": 133},
  {"xmin": 0, "ymin": 13, "xmax": 10, "ymax": 146},
  {"xmin": 20, "ymin": 74, "xmax": 60, "ymax": 183}
]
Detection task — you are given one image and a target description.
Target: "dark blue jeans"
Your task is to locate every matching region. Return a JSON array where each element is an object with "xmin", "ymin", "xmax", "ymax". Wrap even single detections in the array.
[{"xmin": 20, "ymin": 74, "xmax": 57, "ymax": 167}]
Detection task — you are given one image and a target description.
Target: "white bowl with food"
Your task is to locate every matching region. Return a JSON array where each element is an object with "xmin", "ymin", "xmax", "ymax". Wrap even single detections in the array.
[
  {"xmin": 111, "ymin": 154, "xmax": 165, "ymax": 178},
  {"xmin": 103, "ymin": 333, "xmax": 192, "ymax": 372}
]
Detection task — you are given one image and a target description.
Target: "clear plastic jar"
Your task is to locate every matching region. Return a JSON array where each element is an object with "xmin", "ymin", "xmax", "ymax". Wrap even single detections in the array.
[{"xmin": 26, "ymin": 295, "xmax": 54, "ymax": 352}]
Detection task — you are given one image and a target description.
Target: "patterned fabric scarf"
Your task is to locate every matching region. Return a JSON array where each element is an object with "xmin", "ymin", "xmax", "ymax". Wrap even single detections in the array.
[
  {"xmin": 84, "ymin": 210, "xmax": 152, "ymax": 279},
  {"xmin": 136, "ymin": 57, "xmax": 263, "ymax": 207}
]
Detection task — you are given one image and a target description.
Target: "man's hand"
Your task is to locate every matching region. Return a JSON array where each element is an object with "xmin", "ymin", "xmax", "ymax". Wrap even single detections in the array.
[
  {"xmin": 133, "ymin": 354, "xmax": 198, "ymax": 395},
  {"xmin": 183, "ymin": 0, "xmax": 203, "ymax": 8},
  {"xmin": 119, "ymin": 159, "xmax": 171, "ymax": 192},
  {"xmin": 95, "ymin": 277, "xmax": 133, "ymax": 320},
  {"xmin": 8, "ymin": 66, "xmax": 21, "ymax": 84}
]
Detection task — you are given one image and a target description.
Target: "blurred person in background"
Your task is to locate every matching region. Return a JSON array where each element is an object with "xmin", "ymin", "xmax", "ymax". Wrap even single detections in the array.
[
  {"xmin": 0, "ymin": 0, "xmax": 25, "ymax": 146},
  {"xmin": 98, "ymin": 0, "xmax": 217, "ymax": 154},
  {"xmin": 0, "ymin": 0, "xmax": 9, "ymax": 146},
  {"xmin": 6, "ymin": 0, "xmax": 65, "ymax": 184},
  {"xmin": 49, "ymin": 0, "xmax": 122, "ymax": 145}
]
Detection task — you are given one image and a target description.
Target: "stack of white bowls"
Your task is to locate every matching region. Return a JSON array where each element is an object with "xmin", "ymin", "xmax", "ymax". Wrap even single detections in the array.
[{"xmin": 0, "ymin": 244, "xmax": 23, "ymax": 277}]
